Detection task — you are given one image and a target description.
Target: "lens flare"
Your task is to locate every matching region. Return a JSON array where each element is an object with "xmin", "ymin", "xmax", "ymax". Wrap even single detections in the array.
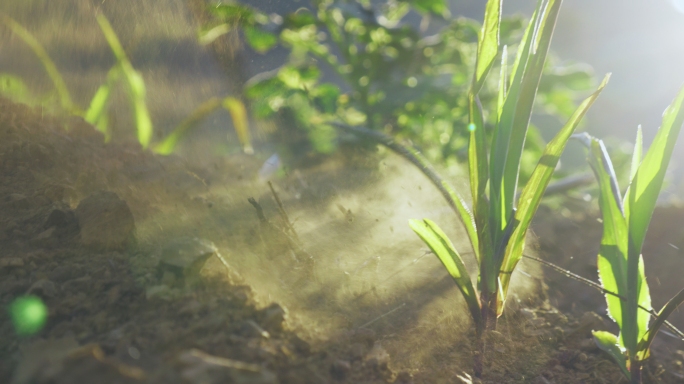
[
  {"xmin": 10, "ymin": 295, "xmax": 48, "ymax": 336},
  {"xmin": 672, "ymin": 0, "xmax": 684, "ymax": 14}
]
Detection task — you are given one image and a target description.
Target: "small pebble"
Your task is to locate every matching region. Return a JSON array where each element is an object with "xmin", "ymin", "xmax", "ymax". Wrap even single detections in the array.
[{"xmin": 330, "ymin": 359, "xmax": 351, "ymax": 380}]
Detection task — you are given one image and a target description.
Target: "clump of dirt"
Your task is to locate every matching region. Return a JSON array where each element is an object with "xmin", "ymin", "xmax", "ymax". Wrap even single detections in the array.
[{"xmin": 1, "ymin": 96, "xmax": 681, "ymax": 383}]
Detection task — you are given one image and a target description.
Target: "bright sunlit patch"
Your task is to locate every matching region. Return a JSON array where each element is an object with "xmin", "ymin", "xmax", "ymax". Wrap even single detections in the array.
[
  {"xmin": 9, "ymin": 295, "xmax": 48, "ymax": 336},
  {"xmin": 671, "ymin": 0, "xmax": 684, "ymax": 14},
  {"xmin": 467, "ymin": 123, "xmax": 476, "ymax": 132}
]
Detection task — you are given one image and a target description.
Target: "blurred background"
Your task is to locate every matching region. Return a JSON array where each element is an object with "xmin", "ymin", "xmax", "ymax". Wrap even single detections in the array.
[{"xmin": 1, "ymin": 0, "xmax": 684, "ymax": 183}]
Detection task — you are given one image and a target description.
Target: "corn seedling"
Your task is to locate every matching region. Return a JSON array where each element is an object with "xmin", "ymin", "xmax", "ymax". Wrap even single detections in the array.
[
  {"xmin": 94, "ymin": 14, "xmax": 153, "ymax": 148},
  {"xmin": 153, "ymin": 96, "xmax": 252, "ymax": 155},
  {"xmin": 0, "ymin": 12, "xmax": 152, "ymax": 146},
  {"xmin": 1, "ymin": 13, "xmax": 252, "ymax": 154},
  {"xmin": 408, "ymin": 0, "xmax": 609, "ymax": 377},
  {"xmin": 575, "ymin": 84, "xmax": 684, "ymax": 383},
  {"xmin": 0, "ymin": 13, "xmax": 76, "ymax": 112}
]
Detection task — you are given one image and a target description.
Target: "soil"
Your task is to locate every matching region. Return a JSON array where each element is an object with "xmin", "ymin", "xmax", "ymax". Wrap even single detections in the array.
[{"xmin": 1, "ymin": 97, "xmax": 683, "ymax": 384}]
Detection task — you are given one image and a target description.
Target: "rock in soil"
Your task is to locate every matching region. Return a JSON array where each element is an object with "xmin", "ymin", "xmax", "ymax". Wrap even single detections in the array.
[
  {"xmin": 75, "ymin": 191, "xmax": 135, "ymax": 251},
  {"xmin": 177, "ymin": 349, "xmax": 277, "ymax": 384},
  {"xmin": 157, "ymin": 237, "xmax": 220, "ymax": 287}
]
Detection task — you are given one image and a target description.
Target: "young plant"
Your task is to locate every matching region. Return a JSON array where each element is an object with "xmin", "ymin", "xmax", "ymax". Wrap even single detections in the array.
[
  {"xmin": 0, "ymin": 12, "xmax": 75, "ymax": 112},
  {"xmin": 1, "ymin": 12, "xmax": 251, "ymax": 154},
  {"xmin": 0, "ymin": 12, "xmax": 152, "ymax": 146},
  {"xmin": 408, "ymin": 0, "xmax": 609, "ymax": 377},
  {"xmin": 580, "ymin": 84, "xmax": 684, "ymax": 383},
  {"xmin": 94, "ymin": 13, "xmax": 153, "ymax": 148}
]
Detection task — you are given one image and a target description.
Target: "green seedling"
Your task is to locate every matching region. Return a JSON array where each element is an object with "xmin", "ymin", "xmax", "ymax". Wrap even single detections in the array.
[
  {"xmin": 95, "ymin": 14, "xmax": 153, "ymax": 148},
  {"xmin": 0, "ymin": 12, "xmax": 152, "ymax": 146},
  {"xmin": 577, "ymin": 84, "xmax": 684, "ymax": 383},
  {"xmin": 408, "ymin": 0, "xmax": 608, "ymax": 377},
  {"xmin": 1, "ymin": 13, "xmax": 250, "ymax": 154},
  {"xmin": 153, "ymin": 96, "xmax": 252, "ymax": 155},
  {"xmin": 0, "ymin": 13, "xmax": 76, "ymax": 112}
]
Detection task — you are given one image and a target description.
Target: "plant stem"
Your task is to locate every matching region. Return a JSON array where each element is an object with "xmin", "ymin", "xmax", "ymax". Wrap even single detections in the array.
[{"xmin": 631, "ymin": 359, "xmax": 642, "ymax": 384}]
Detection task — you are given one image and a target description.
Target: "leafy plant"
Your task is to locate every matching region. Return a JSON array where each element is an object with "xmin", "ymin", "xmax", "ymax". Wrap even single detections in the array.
[
  {"xmin": 0, "ymin": 12, "xmax": 152, "ymax": 146},
  {"xmin": 577, "ymin": 84, "xmax": 684, "ymax": 383},
  {"xmin": 201, "ymin": 0, "xmax": 593, "ymax": 167},
  {"xmin": 407, "ymin": 0, "xmax": 609, "ymax": 377},
  {"xmin": 1, "ymin": 12, "xmax": 252, "ymax": 154},
  {"xmin": 92, "ymin": 14, "xmax": 153, "ymax": 147},
  {"xmin": 0, "ymin": 12, "xmax": 75, "ymax": 112}
]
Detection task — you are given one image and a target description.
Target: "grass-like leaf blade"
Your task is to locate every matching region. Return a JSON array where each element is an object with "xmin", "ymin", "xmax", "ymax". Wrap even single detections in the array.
[
  {"xmin": 439, "ymin": 180, "xmax": 480, "ymax": 263},
  {"xmin": 625, "ymin": 83, "xmax": 684, "ymax": 262},
  {"xmin": 592, "ymin": 331, "xmax": 630, "ymax": 379},
  {"xmin": 588, "ymin": 137, "xmax": 631, "ymax": 348},
  {"xmin": 498, "ymin": 74, "xmax": 609, "ymax": 309},
  {"xmin": 0, "ymin": 13, "xmax": 75, "ymax": 112},
  {"xmin": 153, "ymin": 98, "xmax": 222, "ymax": 155},
  {"xmin": 472, "ymin": 0, "xmax": 501, "ymax": 95},
  {"xmin": 409, "ymin": 219, "xmax": 482, "ymax": 329},
  {"xmin": 84, "ymin": 66, "xmax": 120, "ymax": 139},
  {"xmin": 468, "ymin": 95, "xmax": 489, "ymax": 265},
  {"xmin": 497, "ymin": 0, "xmax": 562, "ymax": 252},
  {"xmin": 628, "ymin": 125, "xmax": 643, "ymax": 185},
  {"xmin": 223, "ymin": 97, "xmax": 254, "ymax": 154},
  {"xmin": 96, "ymin": 14, "xmax": 153, "ymax": 148},
  {"xmin": 637, "ymin": 287, "xmax": 684, "ymax": 360}
]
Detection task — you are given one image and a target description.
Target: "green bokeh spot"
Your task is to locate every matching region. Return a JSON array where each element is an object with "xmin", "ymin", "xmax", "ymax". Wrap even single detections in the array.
[
  {"xmin": 467, "ymin": 123, "xmax": 476, "ymax": 132},
  {"xmin": 10, "ymin": 295, "xmax": 48, "ymax": 336}
]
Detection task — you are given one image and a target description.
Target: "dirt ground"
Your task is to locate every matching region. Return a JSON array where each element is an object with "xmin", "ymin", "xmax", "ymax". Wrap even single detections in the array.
[{"xmin": 2, "ymin": 97, "xmax": 683, "ymax": 383}]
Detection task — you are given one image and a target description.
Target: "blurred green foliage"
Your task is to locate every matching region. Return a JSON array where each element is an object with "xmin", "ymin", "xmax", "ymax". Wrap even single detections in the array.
[{"xmin": 202, "ymin": 0, "xmax": 594, "ymax": 174}]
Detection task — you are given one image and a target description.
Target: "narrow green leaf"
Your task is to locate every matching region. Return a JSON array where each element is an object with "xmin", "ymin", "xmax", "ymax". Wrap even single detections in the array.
[
  {"xmin": 628, "ymin": 252, "xmax": 651, "ymax": 352},
  {"xmin": 0, "ymin": 13, "xmax": 75, "ymax": 112},
  {"xmin": 507, "ymin": 1, "xmax": 539, "ymax": 92},
  {"xmin": 468, "ymin": 95, "xmax": 492, "ymax": 290},
  {"xmin": 440, "ymin": 180, "xmax": 480, "ymax": 263},
  {"xmin": 223, "ymin": 97, "xmax": 253, "ymax": 154},
  {"xmin": 489, "ymin": 2, "xmax": 540, "ymax": 240},
  {"xmin": 0, "ymin": 73, "xmax": 32, "ymax": 105},
  {"xmin": 84, "ymin": 66, "xmax": 120, "ymax": 135},
  {"xmin": 623, "ymin": 84, "xmax": 684, "ymax": 353},
  {"xmin": 638, "ymin": 288, "xmax": 684, "ymax": 360},
  {"xmin": 625, "ymin": 83, "xmax": 684, "ymax": 263},
  {"xmin": 96, "ymin": 14, "xmax": 153, "ymax": 148},
  {"xmin": 409, "ymin": 219, "xmax": 482, "ymax": 328},
  {"xmin": 496, "ymin": 45, "xmax": 508, "ymax": 121},
  {"xmin": 127, "ymin": 71, "xmax": 154, "ymax": 148},
  {"xmin": 498, "ymin": 74, "xmax": 609, "ymax": 309},
  {"xmin": 592, "ymin": 331, "xmax": 630, "ymax": 379},
  {"xmin": 497, "ymin": 0, "xmax": 562, "ymax": 247},
  {"xmin": 628, "ymin": 125, "xmax": 642, "ymax": 184},
  {"xmin": 472, "ymin": 0, "xmax": 501, "ymax": 95},
  {"xmin": 153, "ymin": 98, "xmax": 222, "ymax": 155},
  {"xmin": 589, "ymin": 138, "xmax": 631, "ymax": 349},
  {"xmin": 468, "ymin": 96, "xmax": 488, "ymax": 228},
  {"xmin": 198, "ymin": 24, "xmax": 231, "ymax": 46}
]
